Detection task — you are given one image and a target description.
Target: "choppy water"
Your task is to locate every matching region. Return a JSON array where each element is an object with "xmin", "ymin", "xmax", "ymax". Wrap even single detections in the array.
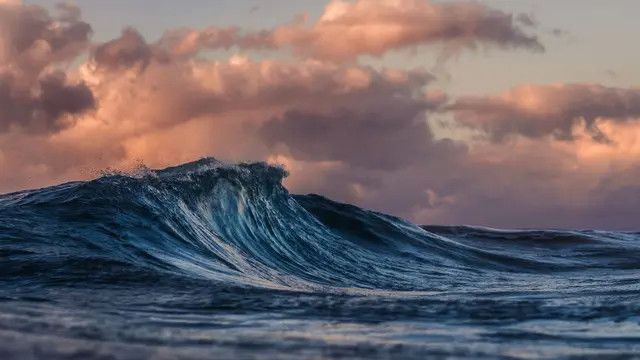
[{"xmin": 1, "ymin": 158, "xmax": 640, "ymax": 359}]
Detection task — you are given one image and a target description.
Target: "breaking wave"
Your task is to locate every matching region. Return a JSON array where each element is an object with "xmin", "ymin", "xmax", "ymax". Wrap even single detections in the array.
[{"xmin": 2, "ymin": 158, "xmax": 640, "ymax": 359}]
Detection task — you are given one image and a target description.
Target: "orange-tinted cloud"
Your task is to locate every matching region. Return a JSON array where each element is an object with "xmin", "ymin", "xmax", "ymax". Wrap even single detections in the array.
[
  {"xmin": 157, "ymin": 26, "xmax": 273, "ymax": 58},
  {"xmin": 449, "ymin": 83, "xmax": 640, "ymax": 141},
  {"xmin": 152, "ymin": 0, "xmax": 543, "ymax": 62},
  {"xmin": 268, "ymin": 0, "xmax": 544, "ymax": 61},
  {"xmin": 0, "ymin": 2, "xmax": 94, "ymax": 133},
  {"xmin": 0, "ymin": 19, "xmax": 444, "ymax": 192}
]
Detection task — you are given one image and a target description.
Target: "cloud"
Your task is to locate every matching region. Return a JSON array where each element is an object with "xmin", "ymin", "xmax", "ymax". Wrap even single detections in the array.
[
  {"xmin": 93, "ymin": 28, "xmax": 155, "ymax": 70},
  {"xmin": 449, "ymin": 84, "xmax": 640, "ymax": 141},
  {"xmin": 516, "ymin": 13, "xmax": 537, "ymax": 27},
  {"xmin": 0, "ymin": 71, "xmax": 94, "ymax": 133},
  {"xmin": 411, "ymin": 126, "xmax": 640, "ymax": 230},
  {"xmin": 262, "ymin": 92, "xmax": 640, "ymax": 230},
  {"xmin": 84, "ymin": 51, "xmax": 441, "ymax": 132},
  {"xmin": 0, "ymin": 2, "xmax": 93, "ymax": 133},
  {"xmin": 150, "ymin": 0, "xmax": 543, "ymax": 62},
  {"xmin": 261, "ymin": 100, "xmax": 460, "ymax": 170},
  {"xmin": 268, "ymin": 0, "xmax": 543, "ymax": 61},
  {"xmin": 156, "ymin": 26, "xmax": 273, "ymax": 58},
  {"xmin": 0, "ymin": 2, "xmax": 91, "ymax": 71},
  {"xmin": 1, "ymin": 40, "xmax": 443, "ymax": 191}
]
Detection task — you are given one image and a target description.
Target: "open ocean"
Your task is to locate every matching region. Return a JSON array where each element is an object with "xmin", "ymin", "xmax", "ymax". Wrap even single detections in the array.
[{"xmin": 2, "ymin": 158, "xmax": 639, "ymax": 359}]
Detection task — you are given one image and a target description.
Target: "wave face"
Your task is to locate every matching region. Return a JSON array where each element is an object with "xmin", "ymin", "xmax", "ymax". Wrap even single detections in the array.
[{"xmin": 2, "ymin": 158, "xmax": 640, "ymax": 359}]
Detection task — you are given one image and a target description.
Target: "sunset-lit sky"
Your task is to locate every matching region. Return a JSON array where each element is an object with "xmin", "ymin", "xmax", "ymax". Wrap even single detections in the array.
[
  {"xmin": 28, "ymin": 0, "xmax": 640, "ymax": 94},
  {"xmin": 2, "ymin": 0, "xmax": 640, "ymax": 229}
]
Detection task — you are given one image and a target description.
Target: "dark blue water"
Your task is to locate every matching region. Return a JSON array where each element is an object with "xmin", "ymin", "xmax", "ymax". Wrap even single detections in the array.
[{"xmin": 1, "ymin": 158, "xmax": 640, "ymax": 359}]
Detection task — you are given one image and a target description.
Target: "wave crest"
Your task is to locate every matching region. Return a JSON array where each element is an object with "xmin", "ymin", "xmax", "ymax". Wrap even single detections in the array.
[{"xmin": 2, "ymin": 158, "xmax": 640, "ymax": 293}]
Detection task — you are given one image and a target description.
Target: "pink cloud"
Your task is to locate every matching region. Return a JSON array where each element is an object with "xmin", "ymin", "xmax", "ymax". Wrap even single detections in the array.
[
  {"xmin": 0, "ymin": 2, "xmax": 94, "ymax": 133},
  {"xmin": 150, "ymin": 0, "xmax": 543, "ymax": 62},
  {"xmin": 269, "ymin": 0, "xmax": 543, "ymax": 61},
  {"xmin": 449, "ymin": 83, "xmax": 640, "ymax": 141}
]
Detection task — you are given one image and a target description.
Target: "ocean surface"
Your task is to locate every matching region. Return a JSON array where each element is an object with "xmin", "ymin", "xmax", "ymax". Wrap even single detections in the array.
[{"xmin": 1, "ymin": 158, "xmax": 640, "ymax": 359}]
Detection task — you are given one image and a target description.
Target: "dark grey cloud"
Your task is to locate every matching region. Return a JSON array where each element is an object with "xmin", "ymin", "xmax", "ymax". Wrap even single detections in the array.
[
  {"xmin": 0, "ymin": 71, "xmax": 94, "ymax": 133},
  {"xmin": 0, "ymin": 2, "xmax": 94, "ymax": 134},
  {"xmin": 516, "ymin": 13, "xmax": 537, "ymax": 27},
  {"xmin": 37, "ymin": 72, "xmax": 95, "ymax": 127},
  {"xmin": 261, "ymin": 107, "xmax": 462, "ymax": 170},
  {"xmin": 93, "ymin": 28, "xmax": 155, "ymax": 70}
]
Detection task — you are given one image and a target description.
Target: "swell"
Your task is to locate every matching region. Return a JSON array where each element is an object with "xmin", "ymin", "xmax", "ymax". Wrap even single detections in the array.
[{"xmin": 1, "ymin": 158, "xmax": 639, "ymax": 293}]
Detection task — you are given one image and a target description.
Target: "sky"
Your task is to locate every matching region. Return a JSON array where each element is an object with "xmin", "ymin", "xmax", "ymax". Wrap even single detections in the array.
[{"xmin": 1, "ymin": 0, "xmax": 639, "ymax": 230}]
